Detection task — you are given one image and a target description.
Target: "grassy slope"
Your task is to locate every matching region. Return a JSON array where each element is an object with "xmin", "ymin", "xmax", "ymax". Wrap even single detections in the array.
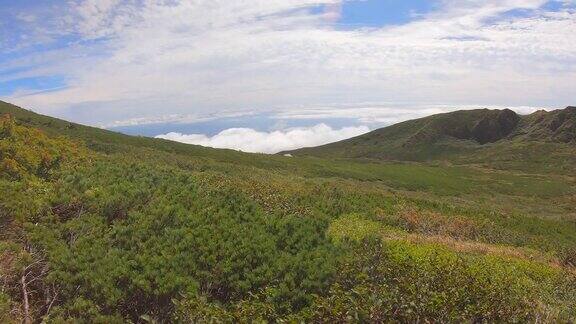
[
  {"xmin": 287, "ymin": 107, "xmax": 576, "ymax": 175},
  {"xmin": 2, "ymin": 100, "xmax": 574, "ymax": 248},
  {"xmin": 1, "ymin": 101, "xmax": 575, "ymax": 321},
  {"xmin": 1, "ymin": 101, "xmax": 574, "ymax": 216}
]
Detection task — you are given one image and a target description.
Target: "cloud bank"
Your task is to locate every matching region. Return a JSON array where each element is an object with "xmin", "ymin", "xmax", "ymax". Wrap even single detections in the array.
[{"xmin": 155, "ymin": 124, "xmax": 370, "ymax": 154}]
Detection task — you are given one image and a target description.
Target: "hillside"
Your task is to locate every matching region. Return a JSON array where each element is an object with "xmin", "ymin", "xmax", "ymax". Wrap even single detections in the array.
[
  {"xmin": 1, "ymin": 101, "xmax": 575, "ymax": 322},
  {"xmin": 286, "ymin": 107, "xmax": 576, "ymax": 173}
]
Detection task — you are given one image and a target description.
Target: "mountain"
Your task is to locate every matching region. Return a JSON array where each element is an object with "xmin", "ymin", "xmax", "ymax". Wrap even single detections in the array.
[
  {"xmin": 1, "ymin": 100, "xmax": 575, "ymax": 322},
  {"xmin": 285, "ymin": 107, "xmax": 576, "ymax": 173},
  {"xmin": 0, "ymin": 100, "xmax": 237, "ymax": 156},
  {"xmin": 517, "ymin": 107, "xmax": 576, "ymax": 143},
  {"xmin": 0, "ymin": 100, "xmax": 295, "ymax": 169}
]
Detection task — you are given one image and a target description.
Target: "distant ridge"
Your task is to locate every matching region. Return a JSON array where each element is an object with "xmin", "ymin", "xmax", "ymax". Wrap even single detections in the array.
[
  {"xmin": 284, "ymin": 107, "xmax": 576, "ymax": 171},
  {"xmin": 516, "ymin": 106, "xmax": 576, "ymax": 144},
  {"xmin": 2, "ymin": 100, "xmax": 574, "ymax": 174}
]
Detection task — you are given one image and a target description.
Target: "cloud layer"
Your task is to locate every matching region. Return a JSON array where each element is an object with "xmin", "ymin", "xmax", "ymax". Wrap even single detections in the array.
[
  {"xmin": 1, "ymin": 0, "xmax": 575, "ymax": 126},
  {"xmin": 156, "ymin": 124, "xmax": 370, "ymax": 154}
]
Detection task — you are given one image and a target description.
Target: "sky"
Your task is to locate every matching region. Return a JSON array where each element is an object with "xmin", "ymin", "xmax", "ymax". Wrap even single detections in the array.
[{"xmin": 1, "ymin": 0, "xmax": 575, "ymax": 153}]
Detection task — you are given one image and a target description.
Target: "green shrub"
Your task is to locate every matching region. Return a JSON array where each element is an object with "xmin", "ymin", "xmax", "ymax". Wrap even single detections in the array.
[
  {"xmin": 301, "ymin": 239, "xmax": 574, "ymax": 322},
  {"xmin": 0, "ymin": 292, "xmax": 15, "ymax": 323}
]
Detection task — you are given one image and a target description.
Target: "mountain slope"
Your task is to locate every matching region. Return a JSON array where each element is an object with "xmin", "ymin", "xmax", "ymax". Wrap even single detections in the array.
[
  {"xmin": 1, "ymin": 101, "xmax": 576, "ymax": 322},
  {"xmin": 285, "ymin": 107, "xmax": 576, "ymax": 173},
  {"xmin": 0, "ymin": 100, "xmax": 312, "ymax": 171},
  {"xmin": 515, "ymin": 107, "xmax": 576, "ymax": 143},
  {"xmin": 0, "ymin": 100, "xmax": 243, "ymax": 157}
]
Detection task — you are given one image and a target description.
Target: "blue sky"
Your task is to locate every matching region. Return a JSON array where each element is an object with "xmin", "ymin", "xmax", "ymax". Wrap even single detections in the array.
[
  {"xmin": 1, "ymin": 0, "xmax": 575, "ymax": 153},
  {"xmin": 338, "ymin": 0, "xmax": 438, "ymax": 27}
]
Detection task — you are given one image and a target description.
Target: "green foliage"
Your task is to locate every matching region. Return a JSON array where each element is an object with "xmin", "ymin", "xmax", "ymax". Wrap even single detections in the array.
[
  {"xmin": 0, "ymin": 114, "xmax": 87, "ymax": 181},
  {"xmin": 0, "ymin": 103, "xmax": 575, "ymax": 322},
  {"xmin": 0, "ymin": 113, "xmax": 90, "ymax": 226},
  {"xmin": 301, "ymin": 239, "xmax": 576, "ymax": 322},
  {"xmin": 47, "ymin": 297, "xmax": 125, "ymax": 324},
  {"xmin": 23, "ymin": 159, "xmax": 339, "ymax": 321},
  {"xmin": 0, "ymin": 292, "xmax": 15, "ymax": 323},
  {"xmin": 328, "ymin": 213, "xmax": 397, "ymax": 242},
  {"xmin": 173, "ymin": 291, "xmax": 281, "ymax": 323}
]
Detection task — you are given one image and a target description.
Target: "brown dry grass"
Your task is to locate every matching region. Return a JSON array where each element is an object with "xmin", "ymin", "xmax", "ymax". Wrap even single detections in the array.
[{"xmin": 395, "ymin": 207, "xmax": 481, "ymax": 239}]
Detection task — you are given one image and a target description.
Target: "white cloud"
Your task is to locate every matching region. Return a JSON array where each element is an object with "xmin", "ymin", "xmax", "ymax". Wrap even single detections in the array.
[
  {"xmin": 155, "ymin": 124, "xmax": 370, "ymax": 153},
  {"xmin": 1, "ymin": 0, "xmax": 575, "ymax": 125},
  {"xmin": 101, "ymin": 110, "xmax": 257, "ymax": 128}
]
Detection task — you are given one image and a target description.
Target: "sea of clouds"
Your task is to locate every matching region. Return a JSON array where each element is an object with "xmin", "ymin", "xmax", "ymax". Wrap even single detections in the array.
[{"xmin": 156, "ymin": 124, "xmax": 370, "ymax": 154}]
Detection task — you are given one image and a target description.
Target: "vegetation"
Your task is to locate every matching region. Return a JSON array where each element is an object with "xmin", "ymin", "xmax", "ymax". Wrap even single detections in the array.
[
  {"xmin": 1, "ymin": 101, "xmax": 575, "ymax": 322},
  {"xmin": 287, "ymin": 107, "xmax": 576, "ymax": 175}
]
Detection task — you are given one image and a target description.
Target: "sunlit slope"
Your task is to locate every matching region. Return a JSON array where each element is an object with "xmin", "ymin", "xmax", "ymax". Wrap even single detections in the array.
[
  {"xmin": 0, "ymin": 100, "xmax": 251, "ymax": 158},
  {"xmin": 0, "ymin": 101, "xmax": 573, "ymax": 198},
  {"xmin": 1, "ymin": 102, "xmax": 575, "ymax": 322},
  {"xmin": 286, "ymin": 107, "xmax": 576, "ymax": 174},
  {"xmin": 1, "ymin": 100, "xmax": 574, "ymax": 217}
]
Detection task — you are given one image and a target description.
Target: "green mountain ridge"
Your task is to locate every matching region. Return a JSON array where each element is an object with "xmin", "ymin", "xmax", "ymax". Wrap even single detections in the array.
[{"xmin": 285, "ymin": 107, "xmax": 576, "ymax": 173}]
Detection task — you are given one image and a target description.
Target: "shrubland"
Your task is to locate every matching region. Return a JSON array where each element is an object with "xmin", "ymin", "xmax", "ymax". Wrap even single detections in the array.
[{"xmin": 1, "ymin": 102, "xmax": 575, "ymax": 322}]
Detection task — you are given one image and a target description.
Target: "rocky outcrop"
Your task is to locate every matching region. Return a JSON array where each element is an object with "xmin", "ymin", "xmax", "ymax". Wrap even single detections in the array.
[
  {"xmin": 522, "ymin": 106, "xmax": 576, "ymax": 144},
  {"xmin": 405, "ymin": 109, "xmax": 521, "ymax": 146},
  {"xmin": 470, "ymin": 109, "xmax": 520, "ymax": 144},
  {"xmin": 548, "ymin": 107, "xmax": 576, "ymax": 143}
]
